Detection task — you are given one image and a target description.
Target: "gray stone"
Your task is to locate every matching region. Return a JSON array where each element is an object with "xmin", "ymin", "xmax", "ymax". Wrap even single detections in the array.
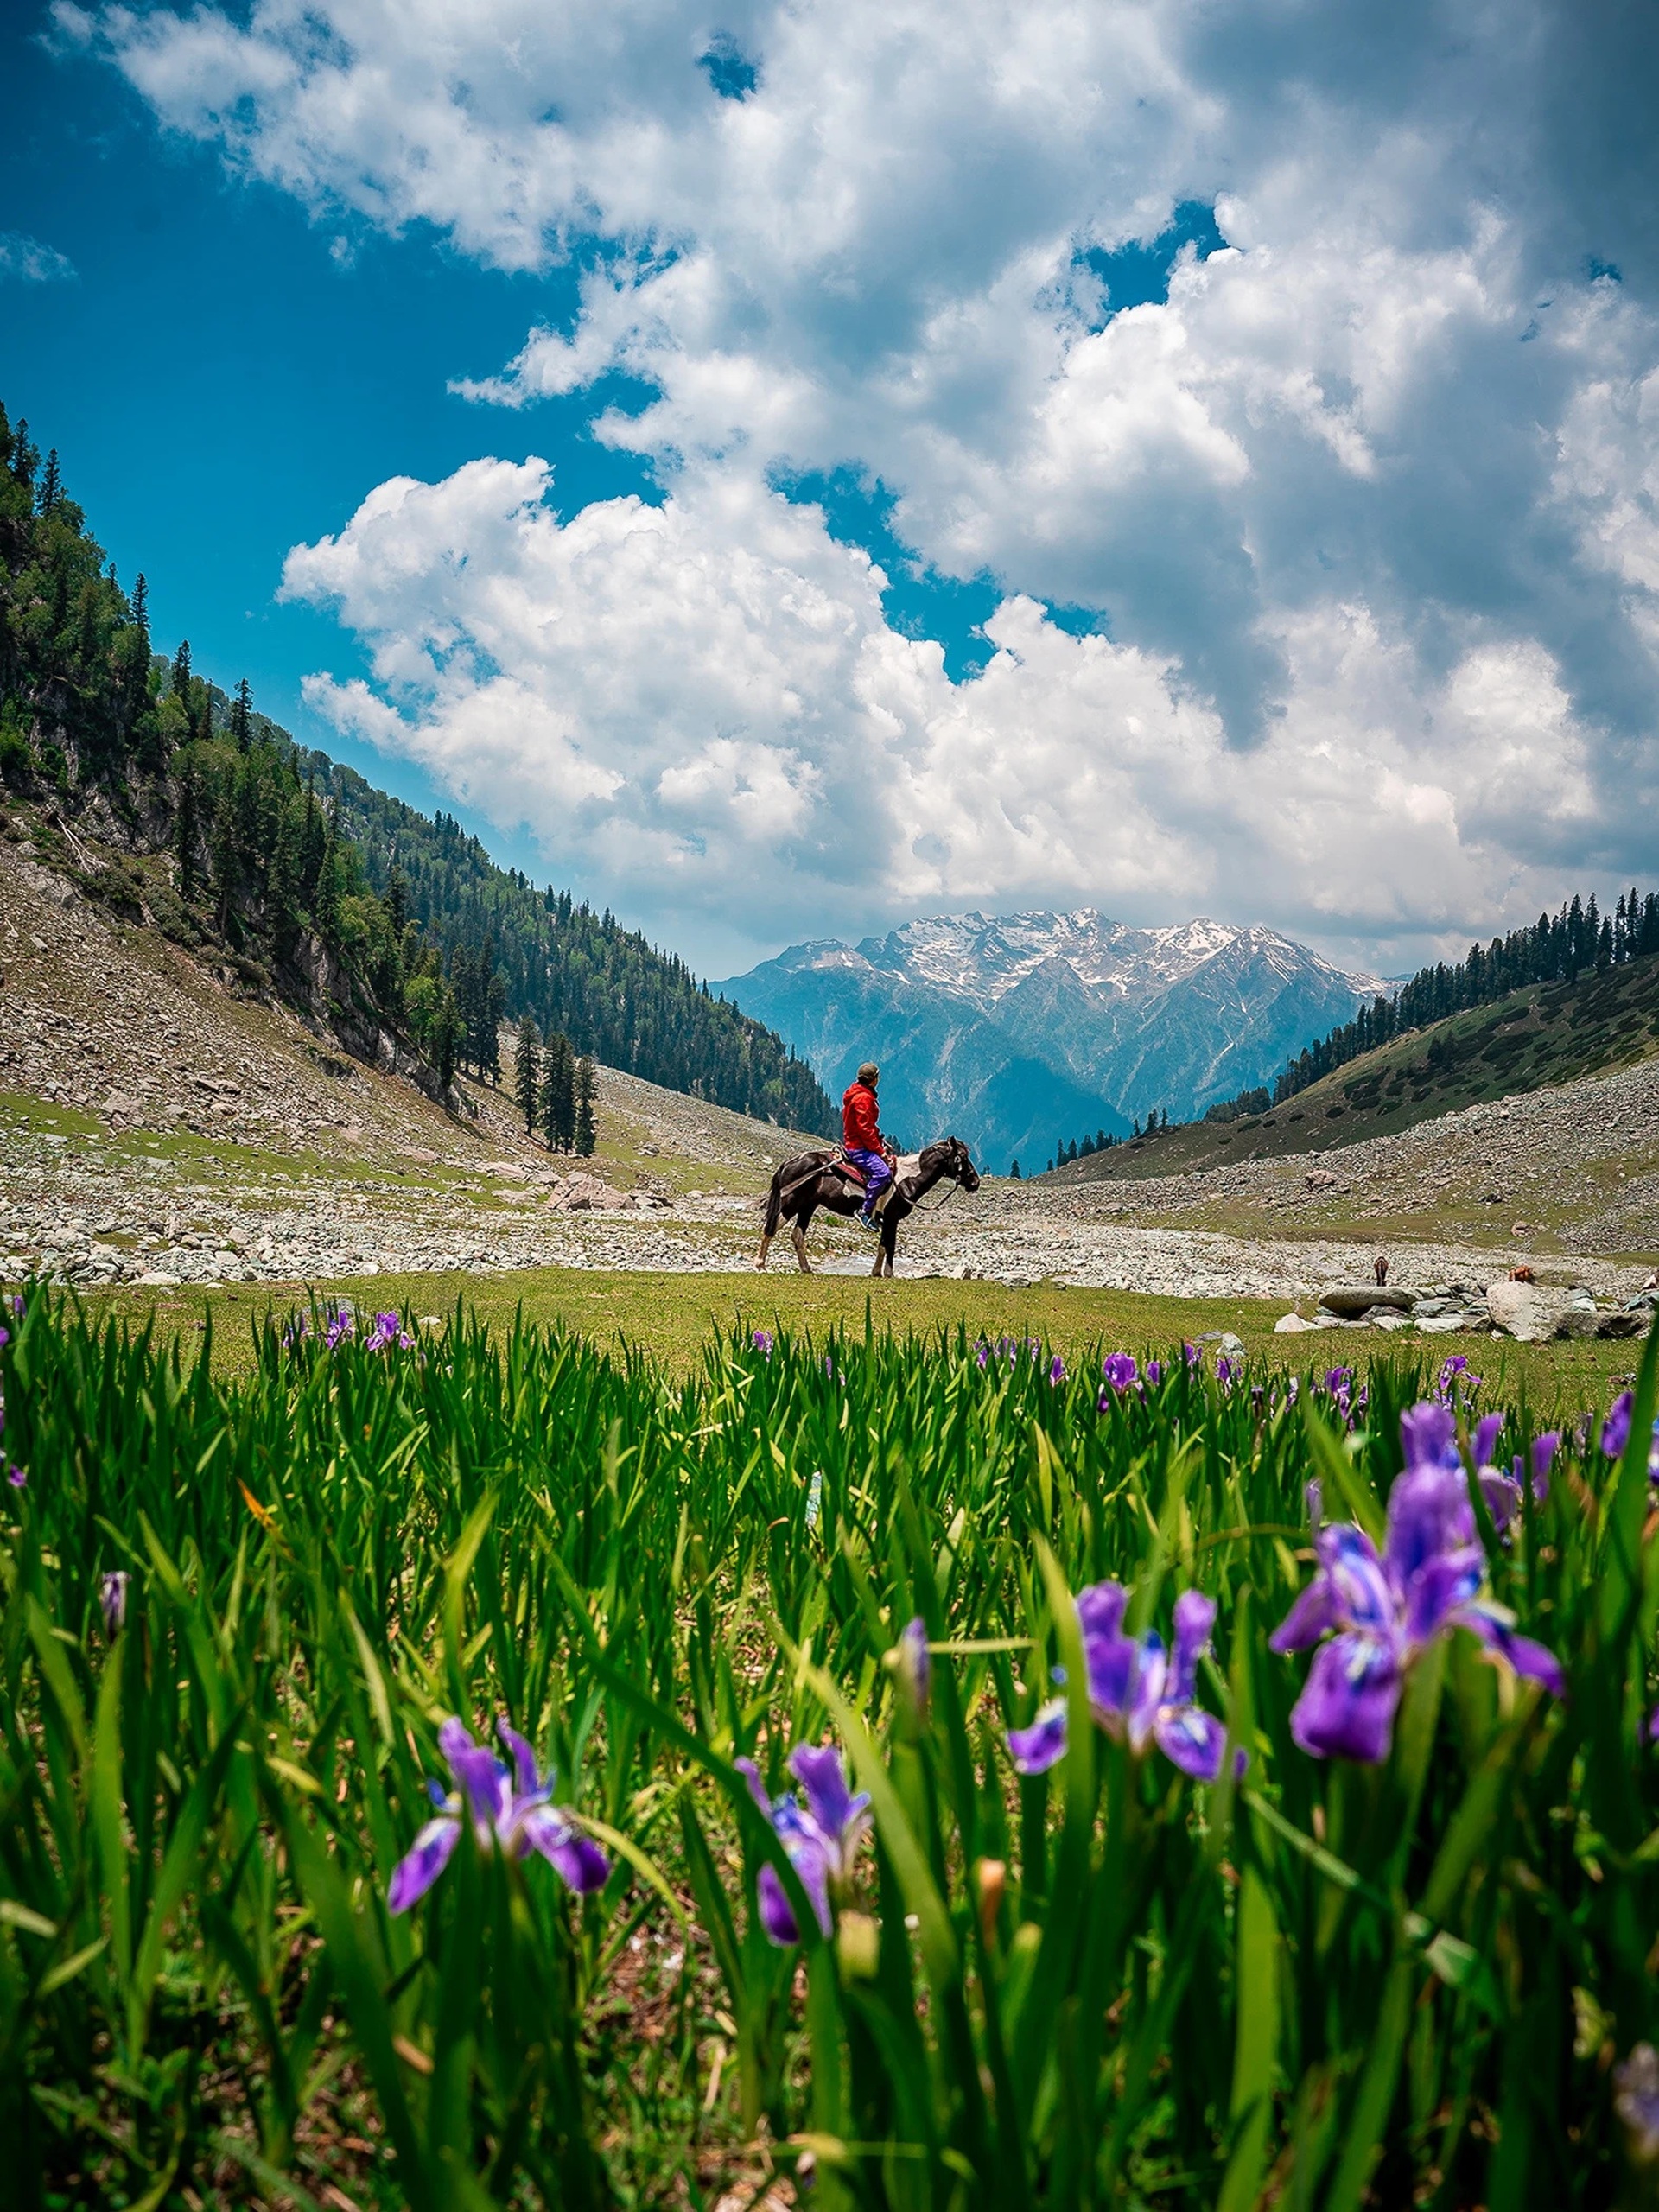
[
  {"xmin": 1598, "ymin": 1310, "xmax": 1651, "ymax": 1339},
  {"xmin": 1319, "ymin": 1286, "xmax": 1416, "ymax": 1316},
  {"xmin": 1274, "ymin": 1311, "xmax": 1323, "ymax": 1333},
  {"xmin": 1484, "ymin": 1280, "xmax": 1570, "ymax": 1342}
]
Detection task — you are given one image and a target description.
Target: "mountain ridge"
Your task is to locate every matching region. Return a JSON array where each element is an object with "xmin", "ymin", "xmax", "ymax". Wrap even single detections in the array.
[{"xmin": 717, "ymin": 910, "xmax": 1384, "ymax": 1166}]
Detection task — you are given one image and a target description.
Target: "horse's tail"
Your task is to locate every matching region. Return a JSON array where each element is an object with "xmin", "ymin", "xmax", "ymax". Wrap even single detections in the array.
[{"xmin": 763, "ymin": 1166, "xmax": 785, "ymax": 1240}]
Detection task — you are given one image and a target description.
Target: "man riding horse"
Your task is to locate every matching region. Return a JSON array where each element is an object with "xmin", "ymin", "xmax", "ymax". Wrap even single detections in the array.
[
  {"xmin": 754, "ymin": 1064, "xmax": 980, "ymax": 1275},
  {"xmin": 842, "ymin": 1061, "xmax": 893, "ymax": 1230}
]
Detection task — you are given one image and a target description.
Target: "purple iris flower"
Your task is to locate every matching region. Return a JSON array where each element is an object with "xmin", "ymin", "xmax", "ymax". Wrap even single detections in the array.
[
  {"xmin": 1048, "ymin": 1353, "xmax": 1065, "ymax": 1385},
  {"xmin": 365, "ymin": 1309, "xmax": 415, "ymax": 1351},
  {"xmin": 1477, "ymin": 1428, "xmax": 1559, "ymax": 1534},
  {"xmin": 7, "ymin": 1464, "xmax": 25, "ymax": 1489},
  {"xmin": 1616, "ymin": 2044, "xmax": 1659, "ymax": 2165},
  {"xmin": 1217, "ymin": 1356, "xmax": 1241, "ymax": 1389},
  {"xmin": 975, "ymin": 1340, "xmax": 989, "ymax": 1370},
  {"xmin": 736, "ymin": 1743, "xmax": 871, "ymax": 1945},
  {"xmin": 100, "ymin": 1571, "xmax": 130, "ymax": 1638},
  {"xmin": 1601, "ymin": 1390, "xmax": 1659, "ymax": 1476},
  {"xmin": 387, "ymin": 1717, "xmax": 610, "ymax": 1913},
  {"xmin": 1184, "ymin": 1342, "xmax": 1202, "ymax": 1371},
  {"xmin": 1102, "ymin": 1352, "xmax": 1138, "ymax": 1394},
  {"xmin": 1269, "ymin": 1402, "xmax": 1564, "ymax": 1763},
  {"xmin": 325, "ymin": 1308, "xmax": 355, "ymax": 1349},
  {"xmin": 1007, "ymin": 1583, "xmax": 1234, "ymax": 1783},
  {"xmin": 0, "ymin": 1326, "xmax": 9, "ymax": 1351},
  {"xmin": 894, "ymin": 1617, "xmax": 930, "ymax": 1712},
  {"xmin": 752, "ymin": 1328, "xmax": 774, "ymax": 1357},
  {"xmin": 1145, "ymin": 1359, "xmax": 1162, "ymax": 1387}
]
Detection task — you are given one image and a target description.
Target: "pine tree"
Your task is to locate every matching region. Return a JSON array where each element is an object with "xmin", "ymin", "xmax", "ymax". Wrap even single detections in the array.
[
  {"xmin": 433, "ymin": 982, "xmax": 461, "ymax": 1095},
  {"xmin": 171, "ymin": 639, "xmax": 192, "ymax": 703},
  {"xmin": 575, "ymin": 1055, "xmax": 597, "ymax": 1156},
  {"xmin": 37, "ymin": 448, "xmax": 60, "ymax": 512},
  {"xmin": 542, "ymin": 1032, "xmax": 575, "ymax": 1152},
  {"xmin": 513, "ymin": 1016, "xmax": 541, "ymax": 1134},
  {"xmin": 1009, "ymin": 1158, "xmax": 1020, "ymax": 1179},
  {"xmin": 231, "ymin": 677, "xmax": 253, "ymax": 750}
]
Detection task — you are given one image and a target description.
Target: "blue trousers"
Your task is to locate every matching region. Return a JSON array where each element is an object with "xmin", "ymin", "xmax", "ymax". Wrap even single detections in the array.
[{"xmin": 845, "ymin": 1147, "xmax": 892, "ymax": 1215}]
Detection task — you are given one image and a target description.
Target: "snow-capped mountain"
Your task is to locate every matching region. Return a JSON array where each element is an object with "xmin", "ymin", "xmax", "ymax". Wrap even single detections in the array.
[{"xmin": 714, "ymin": 912, "xmax": 1387, "ymax": 1170}]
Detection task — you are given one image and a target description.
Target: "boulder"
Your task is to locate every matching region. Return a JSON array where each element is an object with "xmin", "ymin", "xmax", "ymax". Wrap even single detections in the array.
[
  {"xmin": 1485, "ymin": 1281, "xmax": 1571, "ymax": 1342},
  {"xmin": 1305, "ymin": 1168, "xmax": 1339, "ymax": 1189},
  {"xmin": 1319, "ymin": 1286, "xmax": 1416, "ymax": 1317},
  {"xmin": 1417, "ymin": 1313, "xmax": 1474, "ymax": 1334},
  {"xmin": 1598, "ymin": 1310, "xmax": 1651, "ymax": 1339},
  {"xmin": 1274, "ymin": 1312, "xmax": 1323, "ymax": 1334}
]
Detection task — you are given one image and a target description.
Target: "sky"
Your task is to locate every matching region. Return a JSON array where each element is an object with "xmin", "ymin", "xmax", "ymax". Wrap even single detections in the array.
[{"xmin": 3, "ymin": 1, "xmax": 1656, "ymax": 983}]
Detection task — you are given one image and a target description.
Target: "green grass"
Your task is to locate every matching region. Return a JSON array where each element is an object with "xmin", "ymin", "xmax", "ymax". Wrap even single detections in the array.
[
  {"xmin": 3, "ymin": 1288, "xmax": 1657, "ymax": 2207},
  {"xmin": 79, "ymin": 1264, "xmax": 1651, "ymax": 1406}
]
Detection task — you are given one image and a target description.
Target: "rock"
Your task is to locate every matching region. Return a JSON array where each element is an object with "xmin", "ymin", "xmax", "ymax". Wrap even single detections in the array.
[
  {"xmin": 1305, "ymin": 1168, "xmax": 1339, "ymax": 1188},
  {"xmin": 1370, "ymin": 1311, "xmax": 1413, "ymax": 1331},
  {"xmin": 1597, "ymin": 1310, "xmax": 1650, "ymax": 1339},
  {"xmin": 1485, "ymin": 1281, "xmax": 1571, "ymax": 1342},
  {"xmin": 1216, "ymin": 1332, "xmax": 1246, "ymax": 1357},
  {"xmin": 136, "ymin": 1270, "xmax": 179, "ymax": 1286},
  {"xmin": 103, "ymin": 1089, "xmax": 143, "ymax": 1122},
  {"xmin": 1412, "ymin": 1296, "xmax": 1463, "ymax": 1318},
  {"xmin": 1417, "ymin": 1313, "xmax": 1472, "ymax": 1333},
  {"xmin": 1274, "ymin": 1312, "xmax": 1322, "ymax": 1333},
  {"xmin": 1319, "ymin": 1286, "xmax": 1416, "ymax": 1316}
]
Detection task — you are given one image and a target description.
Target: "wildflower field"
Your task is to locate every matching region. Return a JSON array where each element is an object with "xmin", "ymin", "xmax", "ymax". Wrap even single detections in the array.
[{"xmin": 3, "ymin": 1294, "xmax": 1658, "ymax": 2211}]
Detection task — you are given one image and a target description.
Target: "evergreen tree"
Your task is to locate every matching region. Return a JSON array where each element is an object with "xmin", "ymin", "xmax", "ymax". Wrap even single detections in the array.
[
  {"xmin": 542, "ymin": 1032, "xmax": 576, "ymax": 1152},
  {"xmin": 432, "ymin": 982, "xmax": 461, "ymax": 1095},
  {"xmin": 1009, "ymin": 1158, "xmax": 1020, "ymax": 1179},
  {"xmin": 231, "ymin": 676, "xmax": 253, "ymax": 750},
  {"xmin": 513, "ymin": 1016, "xmax": 541, "ymax": 1134},
  {"xmin": 574, "ymin": 1054, "xmax": 597, "ymax": 1157},
  {"xmin": 171, "ymin": 639, "xmax": 192, "ymax": 702}
]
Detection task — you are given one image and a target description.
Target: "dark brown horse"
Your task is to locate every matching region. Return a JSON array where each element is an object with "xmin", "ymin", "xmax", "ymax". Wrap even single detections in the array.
[{"xmin": 754, "ymin": 1137, "xmax": 980, "ymax": 1277}]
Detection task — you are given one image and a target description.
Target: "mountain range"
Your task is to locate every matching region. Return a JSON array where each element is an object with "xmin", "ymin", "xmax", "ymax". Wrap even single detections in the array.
[{"xmin": 715, "ymin": 912, "xmax": 1388, "ymax": 1168}]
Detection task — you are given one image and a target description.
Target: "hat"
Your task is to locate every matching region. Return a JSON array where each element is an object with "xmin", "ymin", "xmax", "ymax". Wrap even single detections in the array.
[{"xmin": 857, "ymin": 1062, "xmax": 880, "ymax": 1084}]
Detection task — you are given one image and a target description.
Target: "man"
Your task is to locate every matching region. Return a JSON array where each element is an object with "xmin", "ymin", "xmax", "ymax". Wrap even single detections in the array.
[{"xmin": 842, "ymin": 1061, "xmax": 894, "ymax": 1230}]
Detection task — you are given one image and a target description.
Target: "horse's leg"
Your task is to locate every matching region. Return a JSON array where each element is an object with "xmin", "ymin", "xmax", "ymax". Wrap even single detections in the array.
[
  {"xmin": 753, "ymin": 1232, "xmax": 772, "ymax": 1271},
  {"xmin": 792, "ymin": 1201, "xmax": 815, "ymax": 1274},
  {"xmin": 879, "ymin": 1212, "xmax": 899, "ymax": 1279}
]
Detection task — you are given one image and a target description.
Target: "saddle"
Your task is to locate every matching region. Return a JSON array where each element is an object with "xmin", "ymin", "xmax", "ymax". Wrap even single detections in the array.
[{"xmin": 829, "ymin": 1148, "xmax": 895, "ymax": 1212}]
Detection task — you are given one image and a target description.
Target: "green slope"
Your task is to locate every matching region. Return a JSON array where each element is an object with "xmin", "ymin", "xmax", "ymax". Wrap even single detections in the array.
[{"xmin": 1048, "ymin": 950, "xmax": 1659, "ymax": 1186}]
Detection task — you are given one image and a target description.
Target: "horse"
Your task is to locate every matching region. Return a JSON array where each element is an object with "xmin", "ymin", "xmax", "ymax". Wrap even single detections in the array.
[{"xmin": 754, "ymin": 1137, "xmax": 980, "ymax": 1278}]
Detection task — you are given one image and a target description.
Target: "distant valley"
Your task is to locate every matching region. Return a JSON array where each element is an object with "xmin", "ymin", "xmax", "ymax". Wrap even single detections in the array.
[{"xmin": 716, "ymin": 912, "xmax": 1385, "ymax": 1168}]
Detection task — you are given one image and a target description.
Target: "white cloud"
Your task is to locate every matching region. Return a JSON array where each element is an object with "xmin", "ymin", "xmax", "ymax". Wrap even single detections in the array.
[
  {"xmin": 0, "ymin": 230, "xmax": 76, "ymax": 283},
  {"xmin": 281, "ymin": 454, "xmax": 1605, "ymax": 966},
  {"xmin": 65, "ymin": 0, "xmax": 1659, "ymax": 961}
]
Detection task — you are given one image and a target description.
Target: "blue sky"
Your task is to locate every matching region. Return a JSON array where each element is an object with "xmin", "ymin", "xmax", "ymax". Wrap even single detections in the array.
[
  {"xmin": 3, "ymin": 2, "xmax": 1656, "ymax": 979},
  {"xmin": 0, "ymin": 10, "xmax": 654, "ymax": 880}
]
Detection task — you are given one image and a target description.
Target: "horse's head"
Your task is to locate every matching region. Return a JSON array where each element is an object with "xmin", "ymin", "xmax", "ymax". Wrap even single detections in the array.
[{"xmin": 945, "ymin": 1136, "xmax": 980, "ymax": 1192}]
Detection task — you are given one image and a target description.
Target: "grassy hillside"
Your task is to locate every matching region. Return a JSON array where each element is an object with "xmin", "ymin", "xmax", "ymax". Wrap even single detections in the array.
[{"xmin": 1048, "ymin": 948, "xmax": 1659, "ymax": 1185}]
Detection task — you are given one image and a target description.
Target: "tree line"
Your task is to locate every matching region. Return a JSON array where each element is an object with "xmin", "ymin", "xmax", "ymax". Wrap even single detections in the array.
[
  {"xmin": 0, "ymin": 401, "xmax": 833, "ymax": 1135},
  {"xmin": 1213, "ymin": 888, "xmax": 1659, "ymax": 1116}
]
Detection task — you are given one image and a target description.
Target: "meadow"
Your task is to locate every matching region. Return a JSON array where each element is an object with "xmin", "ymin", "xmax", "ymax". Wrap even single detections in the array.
[{"xmin": 2, "ymin": 1288, "xmax": 1657, "ymax": 2211}]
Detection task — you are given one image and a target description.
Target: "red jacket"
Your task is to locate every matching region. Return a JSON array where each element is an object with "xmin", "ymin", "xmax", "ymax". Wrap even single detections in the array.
[{"xmin": 842, "ymin": 1081, "xmax": 885, "ymax": 1154}]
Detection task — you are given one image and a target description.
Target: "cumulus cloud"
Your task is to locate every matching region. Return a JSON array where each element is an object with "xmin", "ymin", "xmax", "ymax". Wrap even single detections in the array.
[
  {"xmin": 0, "ymin": 231, "xmax": 76, "ymax": 283},
  {"xmin": 64, "ymin": 0, "xmax": 1659, "ymax": 962},
  {"xmin": 280, "ymin": 454, "xmax": 1611, "ymax": 964}
]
